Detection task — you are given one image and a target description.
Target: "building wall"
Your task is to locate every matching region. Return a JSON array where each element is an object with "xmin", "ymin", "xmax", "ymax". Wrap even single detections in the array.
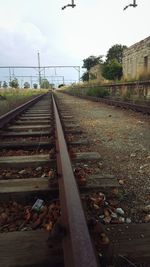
[
  {"xmin": 123, "ymin": 36, "xmax": 150, "ymax": 80},
  {"xmin": 89, "ymin": 64, "xmax": 105, "ymax": 82}
]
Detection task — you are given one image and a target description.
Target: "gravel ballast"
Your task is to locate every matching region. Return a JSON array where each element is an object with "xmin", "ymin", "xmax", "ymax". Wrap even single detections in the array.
[{"xmin": 57, "ymin": 92, "xmax": 150, "ymax": 222}]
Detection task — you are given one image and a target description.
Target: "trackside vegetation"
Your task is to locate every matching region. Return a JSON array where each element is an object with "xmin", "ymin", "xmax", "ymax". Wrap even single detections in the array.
[
  {"xmin": 0, "ymin": 88, "xmax": 47, "ymax": 116},
  {"xmin": 87, "ymin": 87, "xmax": 110, "ymax": 98}
]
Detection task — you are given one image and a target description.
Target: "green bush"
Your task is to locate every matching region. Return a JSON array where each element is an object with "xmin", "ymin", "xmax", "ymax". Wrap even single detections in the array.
[
  {"xmin": 0, "ymin": 89, "xmax": 43, "ymax": 116},
  {"xmin": 87, "ymin": 87, "xmax": 110, "ymax": 98},
  {"xmin": 122, "ymin": 90, "xmax": 132, "ymax": 101},
  {"xmin": 102, "ymin": 59, "xmax": 123, "ymax": 81}
]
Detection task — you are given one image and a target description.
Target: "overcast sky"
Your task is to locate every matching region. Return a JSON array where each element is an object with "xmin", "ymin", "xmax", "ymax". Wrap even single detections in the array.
[{"xmin": 0, "ymin": 0, "xmax": 150, "ymax": 84}]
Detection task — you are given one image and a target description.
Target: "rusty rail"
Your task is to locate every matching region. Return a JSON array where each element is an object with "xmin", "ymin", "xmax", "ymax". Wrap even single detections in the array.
[
  {"xmin": 84, "ymin": 96, "xmax": 150, "ymax": 114},
  {"xmin": 64, "ymin": 92, "xmax": 150, "ymax": 114},
  {"xmin": 0, "ymin": 93, "xmax": 46, "ymax": 129},
  {"xmin": 52, "ymin": 94, "xmax": 99, "ymax": 267}
]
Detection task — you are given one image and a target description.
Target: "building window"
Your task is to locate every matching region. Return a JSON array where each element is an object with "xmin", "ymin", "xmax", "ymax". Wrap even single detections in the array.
[{"xmin": 144, "ymin": 56, "xmax": 148, "ymax": 70}]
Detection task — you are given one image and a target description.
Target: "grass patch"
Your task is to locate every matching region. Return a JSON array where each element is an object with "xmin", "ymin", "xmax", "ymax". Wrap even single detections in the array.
[
  {"xmin": 122, "ymin": 90, "xmax": 132, "ymax": 101},
  {"xmin": 87, "ymin": 87, "xmax": 110, "ymax": 98},
  {"xmin": 0, "ymin": 88, "xmax": 47, "ymax": 116}
]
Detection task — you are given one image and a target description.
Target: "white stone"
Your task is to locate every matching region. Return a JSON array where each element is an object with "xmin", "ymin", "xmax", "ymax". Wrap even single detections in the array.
[{"xmin": 116, "ymin": 208, "xmax": 125, "ymax": 216}]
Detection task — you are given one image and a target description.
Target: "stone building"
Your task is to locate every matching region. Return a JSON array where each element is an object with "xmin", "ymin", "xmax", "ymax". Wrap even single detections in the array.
[{"xmin": 123, "ymin": 36, "xmax": 150, "ymax": 80}]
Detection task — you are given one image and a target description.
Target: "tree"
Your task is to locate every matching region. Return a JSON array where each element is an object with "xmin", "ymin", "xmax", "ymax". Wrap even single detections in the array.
[
  {"xmin": 41, "ymin": 79, "xmax": 50, "ymax": 89},
  {"xmin": 9, "ymin": 78, "xmax": 19, "ymax": 88},
  {"xmin": 0, "ymin": 81, "xmax": 2, "ymax": 88},
  {"xmin": 33, "ymin": 83, "xmax": 38, "ymax": 89},
  {"xmin": 24, "ymin": 82, "xmax": 30, "ymax": 89},
  {"xmin": 81, "ymin": 71, "xmax": 89, "ymax": 82},
  {"xmin": 58, "ymin": 84, "xmax": 65, "ymax": 88},
  {"xmin": 3, "ymin": 81, "xmax": 8, "ymax": 88},
  {"xmin": 102, "ymin": 59, "xmax": 123, "ymax": 81},
  {"xmin": 106, "ymin": 44, "xmax": 127, "ymax": 64},
  {"xmin": 101, "ymin": 44, "xmax": 127, "ymax": 81},
  {"xmin": 82, "ymin": 55, "xmax": 103, "ymax": 71}
]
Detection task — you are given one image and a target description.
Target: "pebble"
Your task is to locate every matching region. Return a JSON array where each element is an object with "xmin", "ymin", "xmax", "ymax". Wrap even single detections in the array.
[
  {"xmin": 100, "ymin": 233, "xmax": 110, "ymax": 245},
  {"xmin": 48, "ymin": 170, "xmax": 54, "ymax": 178},
  {"xmin": 0, "ymin": 212, "xmax": 8, "ymax": 224},
  {"xmin": 99, "ymin": 215, "xmax": 104, "ymax": 219},
  {"xmin": 103, "ymin": 216, "xmax": 111, "ymax": 223},
  {"xmin": 143, "ymin": 205, "xmax": 150, "ymax": 213},
  {"xmin": 144, "ymin": 214, "xmax": 150, "ymax": 223},
  {"xmin": 118, "ymin": 179, "xmax": 124, "ymax": 185},
  {"xmin": 130, "ymin": 153, "xmax": 136, "ymax": 157},
  {"xmin": 140, "ymin": 234, "xmax": 144, "ymax": 238},
  {"xmin": 18, "ymin": 169, "xmax": 26, "ymax": 174},
  {"xmin": 111, "ymin": 212, "xmax": 118, "ymax": 218},
  {"xmin": 36, "ymin": 166, "xmax": 42, "ymax": 171},
  {"xmin": 21, "ymin": 227, "xmax": 28, "ymax": 231},
  {"xmin": 41, "ymin": 173, "xmax": 46, "ymax": 178},
  {"xmin": 5, "ymin": 173, "xmax": 11, "ymax": 178},
  {"xmin": 126, "ymin": 218, "xmax": 132, "ymax": 223},
  {"xmin": 93, "ymin": 204, "xmax": 100, "ymax": 210},
  {"xmin": 119, "ymin": 217, "xmax": 125, "ymax": 223},
  {"xmin": 140, "ymin": 164, "xmax": 149, "ymax": 170},
  {"xmin": 116, "ymin": 208, "xmax": 125, "ymax": 216}
]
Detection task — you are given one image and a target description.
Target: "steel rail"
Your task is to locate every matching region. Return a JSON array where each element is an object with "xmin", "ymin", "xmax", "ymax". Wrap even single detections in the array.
[
  {"xmin": 0, "ymin": 94, "xmax": 46, "ymax": 129},
  {"xmin": 52, "ymin": 94, "xmax": 99, "ymax": 267},
  {"xmin": 85, "ymin": 96, "xmax": 150, "ymax": 114},
  {"xmin": 64, "ymin": 92, "xmax": 150, "ymax": 114}
]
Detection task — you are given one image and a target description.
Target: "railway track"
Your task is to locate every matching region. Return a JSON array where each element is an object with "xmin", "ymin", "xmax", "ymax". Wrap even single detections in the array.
[
  {"xmin": 0, "ymin": 92, "xmax": 150, "ymax": 267},
  {"xmin": 63, "ymin": 92, "xmax": 150, "ymax": 115}
]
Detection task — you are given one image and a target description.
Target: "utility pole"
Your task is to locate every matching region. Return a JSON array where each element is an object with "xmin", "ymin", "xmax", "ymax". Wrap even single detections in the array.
[
  {"xmin": 9, "ymin": 67, "xmax": 11, "ymax": 84},
  {"xmin": 21, "ymin": 78, "xmax": 23, "ymax": 88},
  {"xmin": 78, "ymin": 66, "xmax": 80, "ymax": 82},
  {"xmin": 44, "ymin": 67, "xmax": 45, "ymax": 79},
  {"xmin": 30, "ymin": 76, "xmax": 33, "ymax": 88},
  {"xmin": 37, "ymin": 51, "xmax": 41, "ymax": 88},
  {"xmin": 12, "ymin": 68, "xmax": 15, "ymax": 79}
]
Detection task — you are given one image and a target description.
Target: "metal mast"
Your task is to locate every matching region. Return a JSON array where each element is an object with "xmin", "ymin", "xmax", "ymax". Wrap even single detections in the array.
[{"xmin": 37, "ymin": 51, "xmax": 41, "ymax": 88}]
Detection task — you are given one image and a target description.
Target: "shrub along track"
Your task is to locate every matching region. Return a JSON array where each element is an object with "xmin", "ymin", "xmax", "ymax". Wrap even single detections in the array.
[{"xmin": 0, "ymin": 92, "xmax": 150, "ymax": 267}]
